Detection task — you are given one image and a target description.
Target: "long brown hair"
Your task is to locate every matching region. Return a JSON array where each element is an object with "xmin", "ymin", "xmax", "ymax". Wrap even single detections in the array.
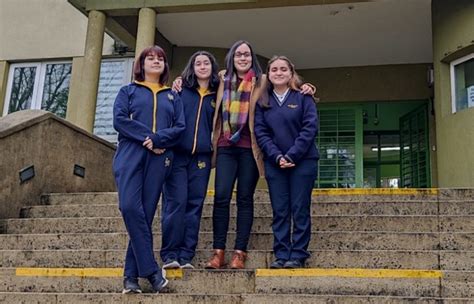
[
  {"xmin": 259, "ymin": 56, "xmax": 303, "ymax": 108},
  {"xmin": 133, "ymin": 45, "xmax": 169, "ymax": 84}
]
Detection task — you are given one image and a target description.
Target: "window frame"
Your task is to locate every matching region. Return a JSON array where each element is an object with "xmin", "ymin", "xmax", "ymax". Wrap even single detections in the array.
[
  {"xmin": 2, "ymin": 60, "xmax": 72, "ymax": 116},
  {"xmin": 450, "ymin": 52, "xmax": 474, "ymax": 113}
]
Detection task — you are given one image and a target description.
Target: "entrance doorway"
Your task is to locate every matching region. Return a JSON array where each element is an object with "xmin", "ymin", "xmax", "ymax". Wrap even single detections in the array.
[
  {"xmin": 363, "ymin": 131, "xmax": 400, "ymax": 188},
  {"xmin": 316, "ymin": 101, "xmax": 431, "ymax": 188}
]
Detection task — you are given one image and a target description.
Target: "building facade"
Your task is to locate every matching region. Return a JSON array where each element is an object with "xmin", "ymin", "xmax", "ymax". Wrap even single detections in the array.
[{"xmin": 1, "ymin": 0, "xmax": 473, "ymax": 188}]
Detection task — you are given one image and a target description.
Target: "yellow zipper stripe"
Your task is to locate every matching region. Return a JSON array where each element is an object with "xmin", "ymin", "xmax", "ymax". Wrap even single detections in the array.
[
  {"xmin": 152, "ymin": 93, "xmax": 157, "ymax": 132},
  {"xmin": 256, "ymin": 268, "xmax": 443, "ymax": 279},
  {"xmin": 16, "ymin": 267, "xmax": 183, "ymax": 278},
  {"xmin": 133, "ymin": 81, "xmax": 171, "ymax": 134},
  {"xmin": 191, "ymin": 94, "xmax": 205, "ymax": 154}
]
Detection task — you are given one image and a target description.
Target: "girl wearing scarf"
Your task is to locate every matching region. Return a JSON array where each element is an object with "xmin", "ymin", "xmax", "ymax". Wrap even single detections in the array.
[{"xmin": 205, "ymin": 41, "xmax": 316, "ymax": 269}]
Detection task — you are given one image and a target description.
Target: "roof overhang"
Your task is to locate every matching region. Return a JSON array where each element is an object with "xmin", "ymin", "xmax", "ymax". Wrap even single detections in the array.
[{"xmin": 68, "ymin": 0, "xmax": 433, "ymax": 69}]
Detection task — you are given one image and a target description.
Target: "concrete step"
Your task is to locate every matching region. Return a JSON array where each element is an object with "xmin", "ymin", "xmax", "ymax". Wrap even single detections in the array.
[
  {"xmin": 22, "ymin": 200, "xmax": 458, "ymax": 218},
  {"xmin": 441, "ymin": 271, "xmax": 474, "ymax": 298},
  {"xmin": 3, "ymin": 249, "xmax": 470, "ymax": 270},
  {"xmin": 39, "ymin": 191, "xmax": 450, "ymax": 207},
  {"xmin": 6, "ymin": 215, "xmax": 469, "ymax": 234},
  {"xmin": 38, "ymin": 189, "xmax": 474, "ymax": 206},
  {"xmin": 2, "ymin": 268, "xmax": 465, "ymax": 297},
  {"xmin": 254, "ymin": 270, "xmax": 474, "ymax": 298},
  {"xmin": 0, "ymin": 292, "xmax": 471, "ymax": 304},
  {"xmin": 0, "ymin": 231, "xmax": 465, "ymax": 251},
  {"xmin": 0, "ymin": 268, "xmax": 254, "ymax": 294}
]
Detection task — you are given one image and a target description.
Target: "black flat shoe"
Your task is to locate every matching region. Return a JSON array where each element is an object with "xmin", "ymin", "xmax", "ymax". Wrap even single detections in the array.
[
  {"xmin": 270, "ymin": 259, "xmax": 287, "ymax": 269},
  {"xmin": 283, "ymin": 259, "xmax": 305, "ymax": 269},
  {"xmin": 122, "ymin": 277, "xmax": 142, "ymax": 294}
]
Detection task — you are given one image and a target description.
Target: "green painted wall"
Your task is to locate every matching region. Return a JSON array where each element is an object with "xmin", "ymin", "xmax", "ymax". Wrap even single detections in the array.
[
  {"xmin": 432, "ymin": 0, "xmax": 474, "ymax": 187},
  {"xmin": 361, "ymin": 101, "xmax": 427, "ymax": 132}
]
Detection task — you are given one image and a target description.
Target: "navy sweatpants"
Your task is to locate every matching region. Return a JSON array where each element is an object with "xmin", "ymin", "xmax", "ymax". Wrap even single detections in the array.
[
  {"xmin": 113, "ymin": 140, "xmax": 172, "ymax": 278},
  {"xmin": 161, "ymin": 152, "xmax": 212, "ymax": 262},
  {"xmin": 264, "ymin": 158, "xmax": 317, "ymax": 261}
]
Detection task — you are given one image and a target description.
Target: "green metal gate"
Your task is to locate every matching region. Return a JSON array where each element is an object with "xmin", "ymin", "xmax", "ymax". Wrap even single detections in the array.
[
  {"xmin": 399, "ymin": 105, "xmax": 431, "ymax": 188},
  {"xmin": 316, "ymin": 107, "xmax": 363, "ymax": 188}
]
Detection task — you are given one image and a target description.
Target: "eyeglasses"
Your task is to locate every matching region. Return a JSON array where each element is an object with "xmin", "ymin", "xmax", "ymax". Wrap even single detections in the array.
[{"xmin": 234, "ymin": 52, "xmax": 251, "ymax": 58}]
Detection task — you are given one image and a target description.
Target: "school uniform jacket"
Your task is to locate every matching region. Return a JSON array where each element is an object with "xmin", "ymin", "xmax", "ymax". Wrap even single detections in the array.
[
  {"xmin": 113, "ymin": 82, "xmax": 185, "ymax": 148},
  {"xmin": 176, "ymin": 87, "xmax": 216, "ymax": 154},
  {"xmin": 254, "ymin": 89, "xmax": 319, "ymax": 164}
]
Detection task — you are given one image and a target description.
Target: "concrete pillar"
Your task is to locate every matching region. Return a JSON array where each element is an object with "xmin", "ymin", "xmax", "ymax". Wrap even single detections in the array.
[
  {"xmin": 68, "ymin": 10, "xmax": 105, "ymax": 132},
  {"xmin": 0, "ymin": 61, "xmax": 9, "ymax": 116},
  {"xmin": 66, "ymin": 57, "xmax": 84, "ymax": 124},
  {"xmin": 135, "ymin": 8, "xmax": 156, "ymax": 60}
]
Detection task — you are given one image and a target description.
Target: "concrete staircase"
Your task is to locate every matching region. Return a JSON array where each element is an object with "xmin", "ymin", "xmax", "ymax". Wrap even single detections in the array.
[{"xmin": 0, "ymin": 189, "xmax": 472, "ymax": 303}]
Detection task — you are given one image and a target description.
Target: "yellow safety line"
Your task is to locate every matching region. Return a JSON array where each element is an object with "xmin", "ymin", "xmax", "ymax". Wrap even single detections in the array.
[
  {"xmin": 15, "ymin": 268, "xmax": 183, "ymax": 278},
  {"xmin": 256, "ymin": 268, "xmax": 442, "ymax": 279},
  {"xmin": 312, "ymin": 188, "xmax": 439, "ymax": 196},
  {"xmin": 206, "ymin": 189, "xmax": 439, "ymax": 196},
  {"xmin": 16, "ymin": 267, "xmax": 442, "ymax": 279}
]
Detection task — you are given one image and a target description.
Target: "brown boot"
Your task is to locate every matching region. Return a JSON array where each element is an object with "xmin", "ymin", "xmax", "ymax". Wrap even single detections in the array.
[
  {"xmin": 205, "ymin": 249, "xmax": 226, "ymax": 269},
  {"xmin": 229, "ymin": 250, "xmax": 247, "ymax": 269}
]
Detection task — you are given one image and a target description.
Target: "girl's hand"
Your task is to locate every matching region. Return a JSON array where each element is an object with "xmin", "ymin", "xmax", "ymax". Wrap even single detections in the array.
[
  {"xmin": 300, "ymin": 83, "xmax": 316, "ymax": 95},
  {"xmin": 279, "ymin": 158, "xmax": 295, "ymax": 169},
  {"xmin": 153, "ymin": 148, "xmax": 166, "ymax": 155},
  {"xmin": 172, "ymin": 77, "xmax": 183, "ymax": 92},
  {"xmin": 143, "ymin": 137, "xmax": 153, "ymax": 150}
]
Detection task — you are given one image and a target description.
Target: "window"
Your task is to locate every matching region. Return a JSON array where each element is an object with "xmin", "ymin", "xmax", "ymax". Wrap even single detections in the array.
[
  {"xmin": 316, "ymin": 108, "xmax": 363, "ymax": 188},
  {"xmin": 450, "ymin": 53, "xmax": 474, "ymax": 113},
  {"xmin": 93, "ymin": 58, "xmax": 134, "ymax": 143},
  {"xmin": 3, "ymin": 62, "xmax": 72, "ymax": 118}
]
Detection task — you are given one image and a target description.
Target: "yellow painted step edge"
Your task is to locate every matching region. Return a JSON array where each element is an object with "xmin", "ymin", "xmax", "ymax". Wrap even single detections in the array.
[
  {"xmin": 312, "ymin": 188, "xmax": 439, "ymax": 196},
  {"xmin": 256, "ymin": 268, "xmax": 443, "ymax": 279},
  {"xmin": 206, "ymin": 189, "xmax": 440, "ymax": 196},
  {"xmin": 16, "ymin": 267, "xmax": 442, "ymax": 279},
  {"xmin": 15, "ymin": 268, "xmax": 183, "ymax": 278}
]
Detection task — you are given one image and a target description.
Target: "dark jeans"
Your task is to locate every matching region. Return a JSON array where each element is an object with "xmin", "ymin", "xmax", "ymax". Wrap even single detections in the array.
[{"xmin": 213, "ymin": 147, "xmax": 259, "ymax": 251}]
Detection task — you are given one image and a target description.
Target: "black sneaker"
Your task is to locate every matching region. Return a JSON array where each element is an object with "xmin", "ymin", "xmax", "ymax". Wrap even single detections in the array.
[
  {"xmin": 147, "ymin": 269, "xmax": 169, "ymax": 293},
  {"xmin": 162, "ymin": 258, "xmax": 180, "ymax": 269},
  {"xmin": 283, "ymin": 259, "xmax": 305, "ymax": 269},
  {"xmin": 179, "ymin": 259, "xmax": 195, "ymax": 269},
  {"xmin": 270, "ymin": 259, "xmax": 286, "ymax": 269},
  {"xmin": 122, "ymin": 277, "xmax": 142, "ymax": 294}
]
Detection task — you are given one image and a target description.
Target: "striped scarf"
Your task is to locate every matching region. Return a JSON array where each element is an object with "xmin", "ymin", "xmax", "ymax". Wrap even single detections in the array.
[{"xmin": 222, "ymin": 69, "xmax": 255, "ymax": 144}]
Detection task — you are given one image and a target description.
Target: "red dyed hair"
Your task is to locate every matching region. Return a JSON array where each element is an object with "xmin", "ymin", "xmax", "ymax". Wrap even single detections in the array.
[{"xmin": 133, "ymin": 45, "xmax": 169, "ymax": 84}]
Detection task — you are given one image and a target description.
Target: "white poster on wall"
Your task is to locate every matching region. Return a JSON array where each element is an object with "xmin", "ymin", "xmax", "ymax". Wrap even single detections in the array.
[{"xmin": 468, "ymin": 86, "xmax": 474, "ymax": 108}]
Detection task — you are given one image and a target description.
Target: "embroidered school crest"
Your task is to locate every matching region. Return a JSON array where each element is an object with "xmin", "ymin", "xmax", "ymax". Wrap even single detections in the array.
[
  {"xmin": 210, "ymin": 100, "xmax": 216, "ymax": 108},
  {"xmin": 167, "ymin": 93, "xmax": 174, "ymax": 101},
  {"xmin": 165, "ymin": 158, "xmax": 171, "ymax": 167},
  {"xmin": 197, "ymin": 161, "xmax": 207, "ymax": 169},
  {"xmin": 287, "ymin": 104, "xmax": 298, "ymax": 109}
]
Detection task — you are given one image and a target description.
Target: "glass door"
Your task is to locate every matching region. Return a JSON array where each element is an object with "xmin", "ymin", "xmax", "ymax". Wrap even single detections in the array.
[{"xmin": 399, "ymin": 104, "xmax": 430, "ymax": 188}]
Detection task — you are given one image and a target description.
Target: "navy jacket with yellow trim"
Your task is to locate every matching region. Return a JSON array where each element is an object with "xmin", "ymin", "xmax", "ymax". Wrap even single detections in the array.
[
  {"xmin": 113, "ymin": 82, "xmax": 185, "ymax": 148},
  {"xmin": 254, "ymin": 89, "xmax": 319, "ymax": 164},
  {"xmin": 176, "ymin": 87, "xmax": 216, "ymax": 154}
]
